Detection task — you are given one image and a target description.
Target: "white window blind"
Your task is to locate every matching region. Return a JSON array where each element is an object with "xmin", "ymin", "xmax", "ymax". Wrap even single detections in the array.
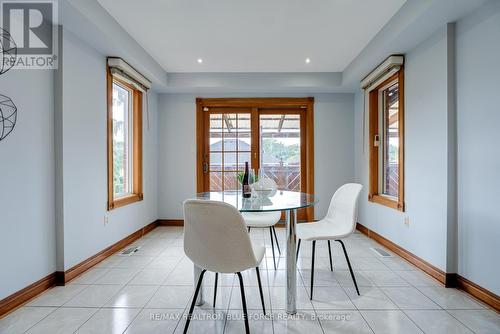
[
  {"xmin": 108, "ymin": 57, "xmax": 152, "ymax": 129},
  {"xmin": 360, "ymin": 55, "xmax": 404, "ymax": 154},
  {"xmin": 107, "ymin": 57, "xmax": 151, "ymax": 92}
]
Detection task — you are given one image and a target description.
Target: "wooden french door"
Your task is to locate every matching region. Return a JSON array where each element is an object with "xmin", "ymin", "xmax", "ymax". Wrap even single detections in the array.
[{"xmin": 196, "ymin": 98, "xmax": 314, "ymax": 221}]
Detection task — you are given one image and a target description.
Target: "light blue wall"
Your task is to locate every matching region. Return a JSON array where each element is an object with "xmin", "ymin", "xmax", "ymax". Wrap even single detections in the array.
[
  {"xmin": 0, "ymin": 26, "xmax": 161, "ymax": 299},
  {"xmin": 0, "ymin": 1, "xmax": 166, "ymax": 299},
  {"xmin": 158, "ymin": 93, "xmax": 355, "ymax": 220},
  {"xmin": 59, "ymin": 28, "xmax": 160, "ymax": 270},
  {"xmin": 354, "ymin": 27, "xmax": 449, "ymax": 271},
  {"xmin": 0, "ymin": 70, "xmax": 56, "ymax": 299},
  {"xmin": 354, "ymin": 1, "xmax": 500, "ymax": 293},
  {"xmin": 456, "ymin": 0, "xmax": 500, "ymax": 295}
]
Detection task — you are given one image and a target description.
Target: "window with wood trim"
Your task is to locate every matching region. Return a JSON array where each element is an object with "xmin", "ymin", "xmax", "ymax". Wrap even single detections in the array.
[
  {"xmin": 107, "ymin": 66, "xmax": 143, "ymax": 210},
  {"xmin": 369, "ymin": 68, "xmax": 404, "ymax": 211}
]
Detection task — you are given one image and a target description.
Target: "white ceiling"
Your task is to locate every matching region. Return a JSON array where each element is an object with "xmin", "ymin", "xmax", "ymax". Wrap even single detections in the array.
[{"xmin": 97, "ymin": 0, "xmax": 406, "ymax": 73}]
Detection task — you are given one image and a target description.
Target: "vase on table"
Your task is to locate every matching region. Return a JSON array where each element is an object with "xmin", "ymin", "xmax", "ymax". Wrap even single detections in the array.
[{"xmin": 251, "ymin": 170, "xmax": 277, "ymax": 198}]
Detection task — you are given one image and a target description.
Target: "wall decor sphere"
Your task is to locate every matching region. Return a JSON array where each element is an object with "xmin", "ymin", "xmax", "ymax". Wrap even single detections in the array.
[
  {"xmin": 0, "ymin": 94, "xmax": 17, "ymax": 141},
  {"xmin": 0, "ymin": 28, "xmax": 17, "ymax": 75}
]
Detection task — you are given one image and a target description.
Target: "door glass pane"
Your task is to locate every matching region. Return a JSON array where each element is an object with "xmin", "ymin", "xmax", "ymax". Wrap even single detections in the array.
[
  {"xmin": 208, "ymin": 114, "xmax": 223, "ymax": 191},
  {"xmin": 222, "ymin": 113, "xmax": 237, "ymax": 151},
  {"xmin": 112, "ymin": 82, "xmax": 132, "ymax": 197},
  {"xmin": 224, "ymin": 172, "xmax": 239, "ymax": 191},
  {"xmin": 208, "ymin": 112, "xmax": 252, "ymax": 191},
  {"xmin": 237, "ymin": 152, "xmax": 251, "ymax": 171},
  {"xmin": 237, "ymin": 113, "xmax": 251, "ymax": 148},
  {"xmin": 382, "ymin": 82, "xmax": 399, "ymax": 197},
  {"xmin": 209, "ymin": 152, "xmax": 222, "ymax": 171},
  {"xmin": 209, "ymin": 172, "xmax": 222, "ymax": 191},
  {"xmin": 209, "ymin": 114, "xmax": 222, "ymax": 148},
  {"xmin": 223, "ymin": 152, "xmax": 237, "ymax": 171},
  {"xmin": 260, "ymin": 114, "xmax": 301, "ymax": 191}
]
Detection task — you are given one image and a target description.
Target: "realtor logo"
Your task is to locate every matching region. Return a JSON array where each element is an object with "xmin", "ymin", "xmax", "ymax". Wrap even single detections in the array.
[{"xmin": 1, "ymin": 0, "xmax": 58, "ymax": 69}]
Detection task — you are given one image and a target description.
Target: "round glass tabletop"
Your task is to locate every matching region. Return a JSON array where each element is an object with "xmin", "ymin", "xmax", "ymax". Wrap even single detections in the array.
[{"xmin": 195, "ymin": 190, "xmax": 318, "ymax": 212}]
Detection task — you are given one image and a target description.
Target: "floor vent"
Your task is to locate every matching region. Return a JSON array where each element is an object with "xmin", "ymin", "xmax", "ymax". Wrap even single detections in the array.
[
  {"xmin": 120, "ymin": 246, "xmax": 140, "ymax": 256},
  {"xmin": 370, "ymin": 247, "xmax": 393, "ymax": 257}
]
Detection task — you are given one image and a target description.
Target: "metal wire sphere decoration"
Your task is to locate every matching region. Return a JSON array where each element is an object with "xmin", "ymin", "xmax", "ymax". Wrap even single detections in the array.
[
  {"xmin": 0, "ymin": 28, "xmax": 18, "ymax": 141},
  {"xmin": 0, "ymin": 94, "xmax": 17, "ymax": 141},
  {"xmin": 0, "ymin": 28, "xmax": 17, "ymax": 75}
]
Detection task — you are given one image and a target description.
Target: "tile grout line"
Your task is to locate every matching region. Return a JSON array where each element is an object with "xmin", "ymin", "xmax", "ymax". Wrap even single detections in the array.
[
  {"xmin": 69, "ymin": 250, "xmax": 157, "ymax": 333},
  {"xmin": 21, "ymin": 282, "xmax": 97, "ymax": 333},
  {"xmin": 221, "ymin": 276, "xmax": 235, "ymax": 334},
  {"xmin": 444, "ymin": 309, "xmax": 479, "ymax": 334},
  {"xmin": 365, "ymin": 258, "xmax": 441, "ymax": 334},
  {"xmin": 56, "ymin": 230, "xmax": 182, "ymax": 333},
  {"xmin": 20, "ymin": 306, "xmax": 59, "ymax": 333},
  {"xmin": 161, "ymin": 232, "xmax": 196, "ymax": 334},
  {"xmin": 9, "ymin": 227, "xmax": 497, "ymax": 334},
  {"xmin": 356, "ymin": 232, "xmax": 482, "ymax": 334},
  {"xmin": 224, "ymin": 227, "xmax": 265, "ymax": 334},
  {"xmin": 120, "ymin": 278, "xmax": 176, "ymax": 333},
  {"xmin": 296, "ymin": 250, "xmax": 328, "ymax": 334},
  {"xmin": 336, "ymin": 275, "xmax": 376, "ymax": 334}
]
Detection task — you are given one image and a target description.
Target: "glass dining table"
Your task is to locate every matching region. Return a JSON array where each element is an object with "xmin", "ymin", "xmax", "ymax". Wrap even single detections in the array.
[{"xmin": 193, "ymin": 190, "xmax": 318, "ymax": 315}]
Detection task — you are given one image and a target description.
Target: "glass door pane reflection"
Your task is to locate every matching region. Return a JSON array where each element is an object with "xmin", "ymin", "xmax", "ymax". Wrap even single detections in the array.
[
  {"xmin": 260, "ymin": 114, "xmax": 301, "ymax": 191},
  {"xmin": 208, "ymin": 112, "xmax": 252, "ymax": 191}
]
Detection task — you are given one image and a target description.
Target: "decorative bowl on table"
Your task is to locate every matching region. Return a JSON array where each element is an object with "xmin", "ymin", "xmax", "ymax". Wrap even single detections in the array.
[
  {"xmin": 253, "ymin": 188, "xmax": 273, "ymax": 198},
  {"xmin": 251, "ymin": 176, "xmax": 277, "ymax": 198}
]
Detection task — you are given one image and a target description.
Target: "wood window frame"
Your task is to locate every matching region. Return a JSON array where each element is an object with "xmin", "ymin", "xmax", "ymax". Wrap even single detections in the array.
[
  {"xmin": 196, "ymin": 97, "xmax": 314, "ymax": 221},
  {"xmin": 107, "ymin": 65, "xmax": 143, "ymax": 210},
  {"xmin": 368, "ymin": 69, "xmax": 405, "ymax": 211}
]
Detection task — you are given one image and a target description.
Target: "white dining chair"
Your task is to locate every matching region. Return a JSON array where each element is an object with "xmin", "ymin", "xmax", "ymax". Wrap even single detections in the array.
[
  {"xmin": 243, "ymin": 211, "xmax": 282, "ymax": 270},
  {"xmin": 183, "ymin": 199, "xmax": 266, "ymax": 334},
  {"xmin": 296, "ymin": 183, "xmax": 363, "ymax": 299}
]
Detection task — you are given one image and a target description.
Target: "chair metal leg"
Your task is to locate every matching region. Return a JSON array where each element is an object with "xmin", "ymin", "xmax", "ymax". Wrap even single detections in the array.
[
  {"xmin": 236, "ymin": 272, "xmax": 250, "ymax": 334},
  {"xmin": 310, "ymin": 240, "xmax": 316, "ymax": 300},
  {"xmin": 272, "ymin": 226, "xmax": 281, "ymax": 254},
  {"xmin": 327, "ymin": 240, "xmax": 333, "ymax": 272},
  {"xmin": 248, "ymin": 226, "xmax": 251, "ymax": 233},
  {"xmin": 213, "ymin": 273, "xmax": 218, "ymax": 307},
  {"xmin": 336, "ymin": 239, "xmax": 360, "ymax": 295},
  {"xmin": 184, "ymin": 269, "xmax": 206, "ymax": 334},
  {"xmin": 269, "ymin": 227, "xmax": 277, "ymax": 270},
  {"xmin": 255, "ymin": 267, "xmax": 266, "ymax": 315},
  {"xmin": 296, "ymin": 239, "xmax": 301, "ymax": 260}
]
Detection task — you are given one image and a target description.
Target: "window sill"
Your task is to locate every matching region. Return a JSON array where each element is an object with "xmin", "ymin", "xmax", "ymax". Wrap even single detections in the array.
[
  {"xmin": 108, "ymin": 193, "xmax": 143, "ymax": 210},
  {"xmin": 369, "ymin": 194, "xmax": 404, "ymax": 212}
]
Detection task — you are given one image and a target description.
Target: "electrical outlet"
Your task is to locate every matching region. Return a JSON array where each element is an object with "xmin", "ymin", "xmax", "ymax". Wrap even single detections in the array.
[
  {"xmin": 104, "ymin": 215, "xmax": 109, "ymax": 225},
  {"xmin": 404, "ymin": 215, "xmax": 410, "ymax": 227}
]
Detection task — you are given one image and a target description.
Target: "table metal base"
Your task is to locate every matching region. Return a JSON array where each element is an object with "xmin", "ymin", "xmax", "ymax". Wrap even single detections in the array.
[{"xmin": 285, "ymin": 209, "xmax": 297, "ymax": 314}]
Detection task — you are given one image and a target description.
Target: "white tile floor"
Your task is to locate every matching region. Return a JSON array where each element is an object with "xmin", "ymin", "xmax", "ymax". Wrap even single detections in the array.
[{"xmin": 1, "ymin": 226, "xmax": 499, "ymax": 334}]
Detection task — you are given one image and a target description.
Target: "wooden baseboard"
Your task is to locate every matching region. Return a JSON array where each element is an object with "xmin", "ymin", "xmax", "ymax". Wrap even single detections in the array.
[
  {"xmin": 456, "ymin": 275, "xmax": 500, "ymax": 312},
  {"xmin": 356, "ymin": 223, "xmax": 500, "ymax": 312},
  {"xmin": 60, "ymin": 221, "xmax": 158, "ymax": 284},
  {"xmin": 356, "ymin": 222, "xmax": 370, "ymax": 236},
  {"xmin": 0, "ymin": 220, "xmax": 159, "ymax": 318},
  {"xmin": 157, "ymin": 219, "xmax": 184, "ymax": 226},
  {"xmin": 356, "ymin": 223, "xmax": 446, "ymax": 284},
  {"xmin": 143, "ymin": 221, "xmax": 158, "ymax": 234},
  {"xmin": 0, "ymin": 273, "xmax": 56, "ymax": 317}
]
